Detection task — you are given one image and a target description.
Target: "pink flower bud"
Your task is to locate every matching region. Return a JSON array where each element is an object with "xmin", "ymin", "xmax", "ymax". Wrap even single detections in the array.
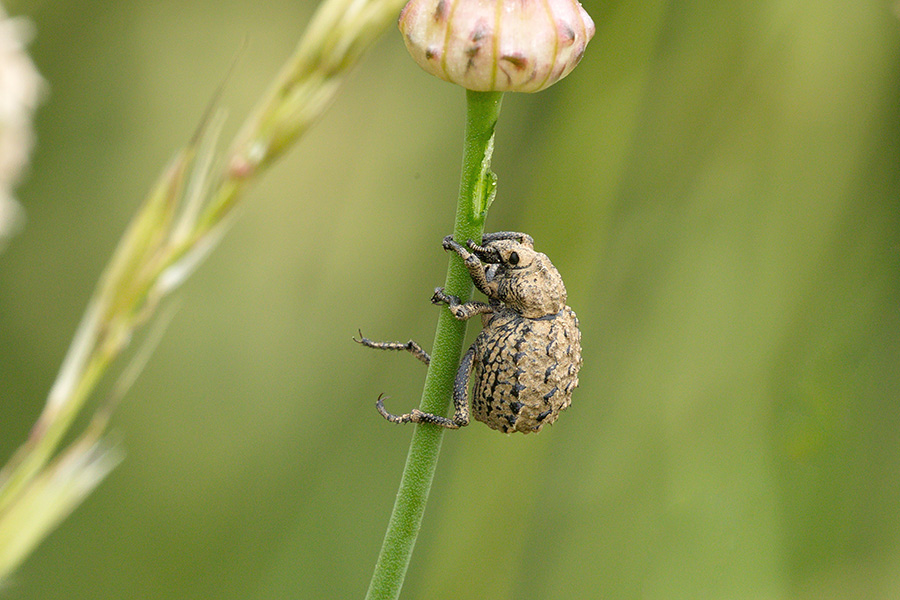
[{"xmin": 399, "ymin": 0, "xmax": 595, "ymax": 93}]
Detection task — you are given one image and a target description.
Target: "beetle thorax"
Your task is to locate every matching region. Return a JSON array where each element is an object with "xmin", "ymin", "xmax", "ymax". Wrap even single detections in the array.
[{"xmin": 485, "ymin": 241, "xmax": 567, "ymax": 319}]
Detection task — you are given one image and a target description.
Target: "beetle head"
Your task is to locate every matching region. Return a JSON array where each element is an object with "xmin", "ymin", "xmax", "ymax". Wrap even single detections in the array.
[{"xmin": 472, "ymin": 238, "xmax": 567, "ymax": 318}]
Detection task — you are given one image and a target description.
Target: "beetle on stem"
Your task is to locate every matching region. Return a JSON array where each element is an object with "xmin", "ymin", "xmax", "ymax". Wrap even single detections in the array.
[{"xmin": 356, "ymin": 232, "xmax": 581, "ymax": 434}]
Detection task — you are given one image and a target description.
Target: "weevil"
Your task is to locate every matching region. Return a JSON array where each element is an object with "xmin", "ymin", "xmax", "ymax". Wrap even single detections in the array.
[{"xmin": 355, "ymin": 231, "xmax": 582, "ymax": 434}]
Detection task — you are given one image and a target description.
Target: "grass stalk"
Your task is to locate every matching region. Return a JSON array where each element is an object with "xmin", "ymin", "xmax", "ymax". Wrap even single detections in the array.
[
  {"xmin": 365, "ymin": 89, "xmax": 504, "ymax": 600},
  {"xmin": 0, "ymin": 0, "xmax": 408, "ymax": 583}
]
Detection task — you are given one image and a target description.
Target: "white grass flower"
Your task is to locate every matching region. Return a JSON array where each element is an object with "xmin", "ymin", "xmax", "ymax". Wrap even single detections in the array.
[{"xmin": 0, "ymin": 6, "xmax": 44, "ymax": 250}]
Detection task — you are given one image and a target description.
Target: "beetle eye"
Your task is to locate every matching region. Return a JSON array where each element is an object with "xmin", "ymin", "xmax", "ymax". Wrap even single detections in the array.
[{"xmin": 508, "ymin": 251, "xmax": 519, "ymax": 265}]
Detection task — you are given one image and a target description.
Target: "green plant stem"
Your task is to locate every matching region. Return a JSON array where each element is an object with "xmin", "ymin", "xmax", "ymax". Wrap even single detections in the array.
[{"xmin": 364, "ymin": 89, "xmax": 504, "ymax": 600}]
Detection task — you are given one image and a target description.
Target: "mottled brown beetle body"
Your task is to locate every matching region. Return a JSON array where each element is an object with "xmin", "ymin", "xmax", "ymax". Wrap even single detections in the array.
[
  {"xmin": 469, "ymin": 303, "xmax": 580, "ymax": 432},
  {"xmin": 356, "ymin": 231, "xmax": 582, "ymax": 434}
]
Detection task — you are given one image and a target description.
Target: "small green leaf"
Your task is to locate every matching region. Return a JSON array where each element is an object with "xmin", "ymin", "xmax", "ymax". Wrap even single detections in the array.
[{"xmin": 478, "ymin": 170, "xmax": 497, "ymax": 219}]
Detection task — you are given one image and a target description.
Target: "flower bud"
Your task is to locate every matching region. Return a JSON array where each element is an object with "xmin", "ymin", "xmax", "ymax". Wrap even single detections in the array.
[{"xmin": 399, "ymin": 0, "xmax": 594, "ymax": 93}]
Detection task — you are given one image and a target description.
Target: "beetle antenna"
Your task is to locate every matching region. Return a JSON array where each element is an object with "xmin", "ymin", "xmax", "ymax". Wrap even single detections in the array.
[{"xmin": 467, "ymin": 240, "xmax": 501, "ymax": 263}]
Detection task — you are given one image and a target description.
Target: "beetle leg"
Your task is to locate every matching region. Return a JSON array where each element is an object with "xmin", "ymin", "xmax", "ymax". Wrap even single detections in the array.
[
  {"xmin": 449, "ymin": 343, "xmax": 474, "ymax": 427},
  {"xmin": 353, "ymin": 330, "xmax": 430, "ymax": 365},
  {"xmin": 480, "ymin": 231, "xmax": 534, "ymax": 248},
  {"xmin": 441, "ymin": 236, "xmax": 497, "ymax": 297},
  {"xmin": 375, "ymin": 394, "xmax": 463, "ymax": 428},
  {"xmin": 432, "ymin": 287, "xmax": 493, "ymax": 321},
  {"xmin": 370, "ymin": 339, "xmax": 474, "ymax": 430}
]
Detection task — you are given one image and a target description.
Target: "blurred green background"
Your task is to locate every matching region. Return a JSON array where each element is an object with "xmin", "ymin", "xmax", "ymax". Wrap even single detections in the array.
[{"xmin": 1, "ymin": 0, "xmax": 899, "ymax": 598}]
